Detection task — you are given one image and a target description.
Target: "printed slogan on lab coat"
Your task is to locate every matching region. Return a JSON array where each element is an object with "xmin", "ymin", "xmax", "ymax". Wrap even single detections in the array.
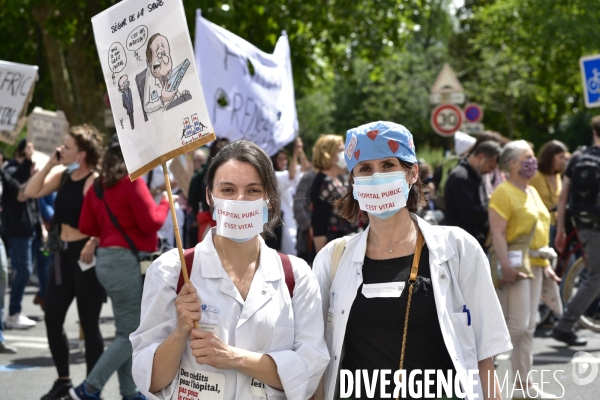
[{"xmin": 177, "ymin": 365, "xmax": 224, "ymax": 400}]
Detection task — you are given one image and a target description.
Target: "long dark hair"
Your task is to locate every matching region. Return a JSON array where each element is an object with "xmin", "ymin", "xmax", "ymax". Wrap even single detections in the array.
[
  {"xmin": 271, "ymin": 149, "xmax": 288, "ymax": 172},
  {"xmin": 538, "ymin": 140, "xmax": 568, "ymax": 175},
  {"xmin": 100, "ymin": 137, "xmax": 128, "ymax": 188},
  {"xmin": 205, "ymin": 140, "xmax": 282, "ymax": 238}
]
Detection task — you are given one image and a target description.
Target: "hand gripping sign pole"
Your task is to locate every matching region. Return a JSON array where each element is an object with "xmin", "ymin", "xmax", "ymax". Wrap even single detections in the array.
[
  {"xmin": 162, "ymin": 163, "xmax": 197, "ymax": 329},
  {"xmin": 92, "ymin": 0, "xmax": 215, "ymax": 296}
]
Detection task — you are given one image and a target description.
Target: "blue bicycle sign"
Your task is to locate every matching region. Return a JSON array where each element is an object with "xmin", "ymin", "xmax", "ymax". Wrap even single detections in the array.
[{"xmin": 580, "ymin": 54, "xmax": 600, "ymax": 108}]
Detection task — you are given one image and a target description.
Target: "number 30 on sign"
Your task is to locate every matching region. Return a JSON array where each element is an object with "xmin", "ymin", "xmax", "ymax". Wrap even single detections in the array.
[{"xmin": 430, "ymin": 103, "xmax": 463, "ymax": 137}]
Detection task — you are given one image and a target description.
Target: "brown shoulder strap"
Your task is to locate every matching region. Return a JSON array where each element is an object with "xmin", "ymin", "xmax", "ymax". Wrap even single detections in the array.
[
  {"xmin": 176, "ymin": 248, "xmax": 196, "ymax": 294},
  {"xmin": 409, "ymin": 232, "xmax": 425, "ymax": 283}
]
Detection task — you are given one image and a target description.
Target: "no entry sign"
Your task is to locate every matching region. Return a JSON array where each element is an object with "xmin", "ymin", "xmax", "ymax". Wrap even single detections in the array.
[{"xmin": 431, "ymin": 103, "xmax": 463, "ymax": 137}]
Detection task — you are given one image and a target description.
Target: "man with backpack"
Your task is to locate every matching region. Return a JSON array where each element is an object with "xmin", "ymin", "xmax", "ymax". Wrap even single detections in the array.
[{"xmin": 552, "ymin": 115, "xmax": 600, "ymax": 346}]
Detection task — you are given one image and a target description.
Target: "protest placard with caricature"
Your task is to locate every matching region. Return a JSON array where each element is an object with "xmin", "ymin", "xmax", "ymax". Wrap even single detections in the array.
[{"xmin": 92, "ymin": 0, "xmax": 215, "ymax": 179}]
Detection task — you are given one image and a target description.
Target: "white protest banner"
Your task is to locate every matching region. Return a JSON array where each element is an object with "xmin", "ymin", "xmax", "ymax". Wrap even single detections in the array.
[
  {"xmin": 0, "ymin": 61, "xmax": 38, "ymax": 144},
  {"xmin": 92, "ymin": 0, "xmax": 215, "ymax": 180},
  {"xmin": 194, "ymin": 10, "xmax": 298, "ymax": 156},
  {"xmin": 353, "ymin": 181, "xmax": 407, "ymax": 214},
  {"xmin": 27, "ymin": 107, "xmax": 69, "ymax": 156}
]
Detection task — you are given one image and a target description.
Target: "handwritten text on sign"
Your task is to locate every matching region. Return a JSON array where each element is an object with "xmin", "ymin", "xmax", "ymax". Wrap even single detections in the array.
[
  {"xmin": 353, "ymin": 181, "xmax": 406, "ymax": 214},
  {"xmin": 0, "ymin": 61, "xmax": 38, "ymax": 132}
]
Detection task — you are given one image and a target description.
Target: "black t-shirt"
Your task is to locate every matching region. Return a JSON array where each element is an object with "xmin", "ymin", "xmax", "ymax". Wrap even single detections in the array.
[{"xmin": 341, "ymin": 244, "xmax": 457, "ymax": 399}]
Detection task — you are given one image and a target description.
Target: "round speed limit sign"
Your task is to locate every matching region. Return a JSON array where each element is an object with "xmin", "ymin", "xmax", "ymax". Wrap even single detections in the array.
[{"xmin": 430, "ymin": 103, "xmax": 463, "ymax": 137}]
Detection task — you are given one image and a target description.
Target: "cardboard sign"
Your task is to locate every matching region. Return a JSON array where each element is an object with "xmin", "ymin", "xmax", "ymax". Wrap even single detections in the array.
[
  {"xmin": 0, "ymin": 60, "xmax": 38, "ymax": 144},
  {"xmin": 92, "ymin": 0, "xmax": 215, "ymax": 180},
  {"xmin": 27, "ymin": 107, "xmax": 69, "ymax": 156},
  {"xmin": 194, "ymin": 11, "xmax": 297, "ymax": 156}
]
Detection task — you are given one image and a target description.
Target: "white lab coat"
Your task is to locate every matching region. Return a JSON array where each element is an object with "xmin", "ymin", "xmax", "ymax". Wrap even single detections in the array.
[
  {"xmin": 130, "ymin": 229, "xmax": 329, "ymax": 400},
  {"xmin": 313, "ymin": 214, "xmax": 512, "ymax": 400}
]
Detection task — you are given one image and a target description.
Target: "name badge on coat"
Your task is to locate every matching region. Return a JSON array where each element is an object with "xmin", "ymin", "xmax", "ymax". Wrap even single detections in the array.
[{"xmin": 361, "ymin": 282, "xmax": 405, "ymax": 298}]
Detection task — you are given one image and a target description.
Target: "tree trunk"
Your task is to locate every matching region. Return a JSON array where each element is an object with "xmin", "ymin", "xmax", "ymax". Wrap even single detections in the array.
[
  {"xmin": 64, "ymin": 37, "xmax": 105, "ymax": 130},
  {"xmin": 31, "ymin": 4, "xmax": 78, "ymax": 125},
  {"xmin": 31, "ymin": 3, "xmax": 106, "ymax": 131}
]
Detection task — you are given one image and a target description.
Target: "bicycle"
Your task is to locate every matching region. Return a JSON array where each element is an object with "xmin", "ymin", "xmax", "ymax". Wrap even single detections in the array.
[
  {"xmin": 587, "ymin": 68, "xmax": 600, "ymax": 94},
  {"xmin": 561, "ymin": 246, "xmax": 600, "ymax": 333},
  {"xmin": 537, "ymin": 224, "xmax": 600, "ymax": 332}
]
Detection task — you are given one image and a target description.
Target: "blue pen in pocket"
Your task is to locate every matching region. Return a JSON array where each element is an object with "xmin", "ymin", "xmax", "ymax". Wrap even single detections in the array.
[{"xmin": 463, "ymin": 305, "xmax": 471, "ymax": 326}]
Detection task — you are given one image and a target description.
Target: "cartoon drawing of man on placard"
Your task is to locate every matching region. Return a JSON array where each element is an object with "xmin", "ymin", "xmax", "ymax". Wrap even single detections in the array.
[
  {"xmin": 118, "ymin": 74, "xmax": 135, "ymax": 129},
  {"xmin": 135, "ymin": 33, "xmax": 191, "ymax": 120}
]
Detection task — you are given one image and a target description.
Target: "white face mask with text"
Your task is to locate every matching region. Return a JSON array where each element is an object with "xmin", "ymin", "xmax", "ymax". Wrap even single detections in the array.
[
  {"xmin": 212, "ymin": 197, "xmax": 269, "ymax": 242},
  {"xmin": 353, "ymin": 171, "xmax": 410, "ymax": 219}
]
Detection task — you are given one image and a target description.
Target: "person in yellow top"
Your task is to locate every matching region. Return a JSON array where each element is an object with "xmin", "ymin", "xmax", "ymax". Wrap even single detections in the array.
[
  {"xmin": 488, "ymin": 140, "xmax": 560, "ymax": 400},
  {"xmin": 529, "ymin": 140, "xmax": 568, "ymax": 245}
]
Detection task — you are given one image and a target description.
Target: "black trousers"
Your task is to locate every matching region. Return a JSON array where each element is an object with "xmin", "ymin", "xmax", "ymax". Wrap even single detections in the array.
[{"xmin": 44, "ymin": 238, "xmax": 106, "ymax": 377}]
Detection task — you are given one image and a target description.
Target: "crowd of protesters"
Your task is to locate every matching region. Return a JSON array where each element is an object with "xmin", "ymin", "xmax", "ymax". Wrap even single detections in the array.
[{"xmin": 0, "ymin": 114, "xmax": 598, "ymax": 400}]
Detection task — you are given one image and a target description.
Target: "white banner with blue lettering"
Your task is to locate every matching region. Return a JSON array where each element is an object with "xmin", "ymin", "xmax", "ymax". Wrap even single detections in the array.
[{"xmin": 194, "ymin": 10, "xmax": 298, "ymax": 156}]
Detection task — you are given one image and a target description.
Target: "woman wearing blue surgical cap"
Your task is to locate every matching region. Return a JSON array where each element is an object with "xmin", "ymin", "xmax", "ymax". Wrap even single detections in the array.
[{"xmin": 313, "ymin": 122, "xmax": 511, "ymax": 400}]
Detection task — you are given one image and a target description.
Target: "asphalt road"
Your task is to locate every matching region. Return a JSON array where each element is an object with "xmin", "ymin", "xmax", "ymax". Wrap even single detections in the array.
[
  {"xmin": 1, "ymin": 287, "xmax": 121, "ymax": 400},
  {"xmin": 1, "ymin": 288, "xmax": 600, "ymax": 399}
]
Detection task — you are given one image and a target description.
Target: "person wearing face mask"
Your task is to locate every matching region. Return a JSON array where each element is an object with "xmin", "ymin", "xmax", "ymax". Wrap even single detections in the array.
[
  {"xmin": 488, "ymin": 140, "xmax": 561, "ymax": 399},
  {"xmin": 310, "ymin": 134, "xmax": 357, "ymax": 253},
  {"xmin": 130, "ymin": 140, "xmax": 329, "ymax": 400},
  {"xmin": 24, "ymin": 125, "xmax": 106, "ymax": 400},
  {"xmin": 444, "ymin": 140, "xmax": 501, "ymax": 249},
  {"xmin": 313, "ymin": 121, "xmax": 510, "ymax": 400}
]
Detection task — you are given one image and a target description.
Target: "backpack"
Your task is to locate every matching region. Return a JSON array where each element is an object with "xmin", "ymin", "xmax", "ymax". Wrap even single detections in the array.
[
  {"xmin": 569, "ymin": 148, "xmax": 600, "ymax": 224},
  {"xmin": 176, "ymin": 248, "xmax": 296, "ymax": 297}
]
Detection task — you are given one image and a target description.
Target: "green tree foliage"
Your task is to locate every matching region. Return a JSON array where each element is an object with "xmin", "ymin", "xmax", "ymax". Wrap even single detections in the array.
[
  {"xmin": 452, "ymin": 0, "xmax": 600, "ymax": 150},
  {"xmin": 327, "ymin": 0, "xmax": 455, "ymax": 150},
  {"xmin": 1, "ymin": 0, "xmax": 114, "ymax": 132},
  {"xmin": 2, "ymin": 0, "xmax": 600, "ymax": 160},
  {"xmin": 184, "ymin": 0, "xmax": 417, "ymax": 94}
]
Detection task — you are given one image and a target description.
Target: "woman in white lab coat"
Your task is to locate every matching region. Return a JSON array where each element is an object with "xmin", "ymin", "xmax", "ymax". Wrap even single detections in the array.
[
  {"xmin": 313, "ymin": 121, "xmax": 512, "ymax": 400},
  {"xmin": 130, "ymin": 140, "xmax": 329, "ymax": 400}
]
